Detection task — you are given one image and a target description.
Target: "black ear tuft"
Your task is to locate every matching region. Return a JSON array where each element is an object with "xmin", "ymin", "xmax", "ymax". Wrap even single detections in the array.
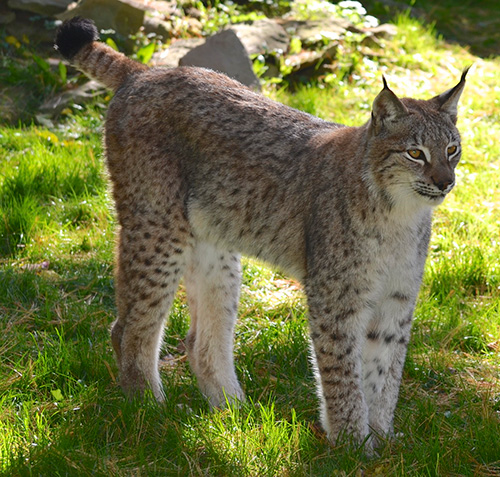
[{"xmin": 54, "ymin": 17, "xmax": 99, "ymax": 60}]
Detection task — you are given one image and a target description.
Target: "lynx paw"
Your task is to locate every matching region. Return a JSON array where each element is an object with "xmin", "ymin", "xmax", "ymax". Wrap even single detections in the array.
[
  {"xmin": 119, "ymin": 363, "xmax": 165, "ymax": 402},
  {"xmin": 202, "ymin": 381, "xmax": 245, "ymax": 408},
  {"xmin": 321, "ymin": 402, "xmax": 371, "ymax": 452}
]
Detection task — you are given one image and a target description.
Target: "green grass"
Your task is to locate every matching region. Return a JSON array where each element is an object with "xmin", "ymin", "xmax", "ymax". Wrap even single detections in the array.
[{"xmin": 1, "ymin": 8, "xmax": 500, "ymax": 476}]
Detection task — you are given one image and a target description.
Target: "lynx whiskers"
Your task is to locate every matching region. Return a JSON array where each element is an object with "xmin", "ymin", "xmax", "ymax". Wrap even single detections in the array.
[{"xmin": 55, "ymin": 17, "xmax": 468, "ymax": 452}]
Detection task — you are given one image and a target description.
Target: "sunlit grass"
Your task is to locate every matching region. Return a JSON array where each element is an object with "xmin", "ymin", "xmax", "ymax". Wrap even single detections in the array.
[{"xmin": 0, "ymin": 111, "xmax": 111, "ymax": 260}]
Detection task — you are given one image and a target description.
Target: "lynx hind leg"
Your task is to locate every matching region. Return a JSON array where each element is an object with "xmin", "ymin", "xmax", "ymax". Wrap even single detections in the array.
[
  {"xmin": 111, "ymin": 219, "xmax": 189, "ymax": 401},
  {"xmin": 184, "ymin": 241, "xmax": 244, "ymax": 407}
]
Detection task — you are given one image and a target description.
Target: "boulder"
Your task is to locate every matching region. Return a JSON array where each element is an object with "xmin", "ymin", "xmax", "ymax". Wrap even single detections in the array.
[
  {"xmin": 179, "ymin": 29, "xmax": 260, "ymax": 89},
  {"xmin": 57, "ymin": 0, "xmax": 147, "ymax": 37},
  {"xmin": 285, "ymin": 44, "xmax": 337, "ymax": 73},
  {"xmin": 7, "ymin": 0, "xmax": 73, "ymax": 16},
  {"xmin": 365, "ymin": 23, "xmax": 398, "ymax": 39},
  {"xmin": 0, "ymin": 7, "xmax": 16, "ymax": 24},
  {"xmin": 230, "ymin": 18, "xmax": 289, "ymax": 56},
  {"xmin": 143, "ymin": 14, "xmax": 203, "ymax": 39},
  {"xmin": 5, "ymin": 10, "xmax": 55, "ymax": 45},
  {"xmin": 40, "ymin": 79, "xmax": 106, "ymax": 115},
  {"xmin": 282, "ymin": 18, "xmax": 354, "ymax": 45},
  {"xmin": 151, "ymin": 37, "xmax": 205, "ymax": 68},
  {"xmin": 142, "ymin": 16, "xmax": 173, "ymax": 39}
]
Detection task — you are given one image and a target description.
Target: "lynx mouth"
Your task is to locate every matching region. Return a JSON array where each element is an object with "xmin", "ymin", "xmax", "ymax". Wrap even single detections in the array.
[{"xmin": 412, "ymin": 183, "xmax": 450, "ymax": 202}]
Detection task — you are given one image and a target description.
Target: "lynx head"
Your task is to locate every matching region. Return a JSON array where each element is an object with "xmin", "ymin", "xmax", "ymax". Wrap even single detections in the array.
[{"xmin": 366, "ymin": 69, "xmax": 469, "ymax": 210}]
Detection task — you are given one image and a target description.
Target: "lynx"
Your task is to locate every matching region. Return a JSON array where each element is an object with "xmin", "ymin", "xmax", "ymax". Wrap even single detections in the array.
[{"xmin": 55, "ymin": 17, "xmax": 467, "ymax": 449}]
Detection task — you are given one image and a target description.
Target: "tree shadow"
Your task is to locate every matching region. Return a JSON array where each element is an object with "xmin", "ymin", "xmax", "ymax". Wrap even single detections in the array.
[{"xmin": 363, "ymin": 0, "xmax": 500, "ymax": 58}]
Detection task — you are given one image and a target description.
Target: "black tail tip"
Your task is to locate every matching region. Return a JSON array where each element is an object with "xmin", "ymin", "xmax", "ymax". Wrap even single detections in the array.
[{"xmin": 54, "ymin": 17, "xmax": 99, "ymax": 60}]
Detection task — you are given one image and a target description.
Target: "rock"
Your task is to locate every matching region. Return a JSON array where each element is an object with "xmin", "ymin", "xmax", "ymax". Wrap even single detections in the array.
[
  {"xmin": 141, "ymin": 0, "xmax": 179, "ymax": 17},
  {"xmin": 0, "ymin": 7, "xmax": 16, "ymax": 24},
  {"xmin": 151, "ymin": 37, "xmax": 205, "ymax": 68},
  {"xmin": 285, "ymin": 44, "xmax": 337, "ymax": 73},
  {"xmin": 282, "ymin": 18, "xmax": 354, "ymax": 45},
  {"xmin": 361, "ymin": 24, "xmax": 398, "ymax": 49},
  {"xmin": 40, "ymin": 79, "xmax": 106, "ymax": 115},
  {"xmin": 5, "ymin": 10, "xmax": 55, "ymax": 45},
  {"xmin": 7, "ymin": 0, "xmax": 73, "ymax": 16},
  {"xmin": 179, "ymin": 29, "xmax": 260, "ymax": 89},
  {"xmin": 142, "ymin": 16, "xmax": 173, "ymax": 39},
  {"xmin": 230, "ymin": 18, "xmax": 290, "ymax": 56},
  {"xmin": 365, "ymin": 23, "xmax": 398, "ymax": 39},
  {"xmin": 57, "ymin": 0, "xmax": 146, "ymax": 37}
]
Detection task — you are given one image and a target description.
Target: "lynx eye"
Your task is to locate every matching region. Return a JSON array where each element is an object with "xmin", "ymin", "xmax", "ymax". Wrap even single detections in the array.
[
  {"xmin": 407, "ymin": 149, "xmax": 423, "ymax": 160},
  {"xmin": 447, "ymin": 145, "xmax": 457, "ymax": 155}
]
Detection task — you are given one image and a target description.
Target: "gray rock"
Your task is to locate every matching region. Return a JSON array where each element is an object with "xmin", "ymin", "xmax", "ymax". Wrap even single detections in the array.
[
  {"xmin": 230, "ymin": 18, "xmax": 289, "ymax": 56},
  {"xmin": 365, "ymin": 23, "xmax": 398, "ymax": 39},
  {"xmin": 0, "ymin": 8, "xmax": 16, "ymax": 24},
  {"xmin": 179, "ymin": 29, "xmax": 260, "ymax": 89},
  {"xmin": 5, "ymin": 12, "xmax": 55, "ymax": 44},
  {"xmin": 143, "ymin": 16, "xmax": 173, "ymax": 39},
  {"xmin": 40, "ymin": 79, "xmax": 106, "ymax": 115},
  {"xmin": 57, "ymin": 0, "xmax": 146, "ymax": 37},
  {"xmin": 282, "ymin": 18, "xmax": 353, "ymax": 45},
  {"xmin": 151, "ymin": 37, "xmax": 205, "ymax": 68},
  {"xmin": 7, "ymin": 0, "xmax": 73, "ymax": 15}
]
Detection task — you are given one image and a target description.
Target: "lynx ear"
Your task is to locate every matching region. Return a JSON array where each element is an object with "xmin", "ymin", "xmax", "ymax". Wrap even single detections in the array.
[
  {"xmin": 432, "ymin": 66, "xmax": 470, "ymax": 123},
  {"xmin": 371, "ymin": 77, "xmax": 408, "ymax": 134}
]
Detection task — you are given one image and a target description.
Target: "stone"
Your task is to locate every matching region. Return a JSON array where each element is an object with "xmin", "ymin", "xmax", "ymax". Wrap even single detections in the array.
[
  {"xmin": 179, "ymin": 29, "xmax": 260, "ymax": 89},
  {"xmin": 151, "ymin": 37, "xmax": 205, "ymax": 68},
  {"xmin": 0, "ymin": 8, "xmax": 16, "ymax": 24},
  {"xmin": 282, "ymin": 18, "xmax": 354, "ymax": 45},
  {"xmin": 5, "ymin": 10, "xmax": 55, "ymax": 45},
  {"xmin": 230, "ymin": 18, "xmax": 290, "ymax": 56},
  {"xmin": 7, "ymin": 0, "xmax": 72, "ymax": 16},
  {"xmin": 141, "ymin": 0, "xmax": 179, "ymax": 17},
  {"xmin": 285, "ymin": 44, "xmax": 337, "ymax": 73},
  {"xmin": 365, "ymin": 23, "xmax": 398, "ymax": 39},
  {"xmin": 142, "ymin": 16, "xmax": 173, "ymax": 39},
  {"xmin": 57, "ymin": 0, "xmax": 146, "ymax": 38},
  {"xmin": 40, "ymin": 79, "xmax": 106, "ymax": 115}
]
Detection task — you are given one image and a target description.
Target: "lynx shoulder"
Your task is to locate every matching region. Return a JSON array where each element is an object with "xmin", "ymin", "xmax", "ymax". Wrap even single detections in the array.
[{"xmin": 55, "ymin": 17, "xmax": 468, "ymax": 451}]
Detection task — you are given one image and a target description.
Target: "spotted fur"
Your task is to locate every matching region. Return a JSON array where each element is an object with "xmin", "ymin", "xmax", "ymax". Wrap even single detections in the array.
[{"xmin": 55, "ymin": 17, "xmax": 467, "ymax": 450}]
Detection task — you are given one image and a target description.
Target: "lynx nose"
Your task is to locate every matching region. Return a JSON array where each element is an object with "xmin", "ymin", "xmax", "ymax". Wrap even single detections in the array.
[{"xmin": 431, "ymin": 176, "xmax": 453, "ymax": 191}]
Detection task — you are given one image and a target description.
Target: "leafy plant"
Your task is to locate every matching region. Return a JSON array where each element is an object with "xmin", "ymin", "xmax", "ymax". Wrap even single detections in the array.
[{"xmin": 0, "ymin": 32, "xmax": 69, "ymax": 122}]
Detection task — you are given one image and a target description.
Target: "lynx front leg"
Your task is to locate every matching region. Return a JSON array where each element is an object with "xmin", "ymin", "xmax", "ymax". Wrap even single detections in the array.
[
  {"xmin": 363, "ymin": 293, "xmax": 416, "ymax": 438},
  {"xmin": 112, "ymin": 222, "xmax": 188, "ymax": 401},
  {"xmin": 306, "ymin": 285, "xmax": 371, "ymax": 447},
  {"xmin": 184, "ymin": 241, "xmax": 244, "ymax": 407}
]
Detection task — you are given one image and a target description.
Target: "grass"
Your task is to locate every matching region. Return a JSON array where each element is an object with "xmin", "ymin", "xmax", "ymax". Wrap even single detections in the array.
[{"xmin": 1, "ymin": 6, "xmax": 500, "ymax": 476}]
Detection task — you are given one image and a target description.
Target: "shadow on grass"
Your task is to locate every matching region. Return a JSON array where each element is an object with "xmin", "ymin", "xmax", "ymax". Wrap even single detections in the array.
[
  {"xmin": 362, "ymin": 0, "xmax": 500, "ymax": 58},
  {"xmin": 0, "ymin": 260, "xmax": 322, "ymax": 475},
  {"xmin": 1, "ymin": 259, "xmax": 499, "ymax": 475}
]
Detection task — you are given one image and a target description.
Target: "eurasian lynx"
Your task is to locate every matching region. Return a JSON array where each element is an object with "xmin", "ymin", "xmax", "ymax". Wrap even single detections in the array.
[{"xmin": 55, "ymin": 17, "xmax": 467, "ymax": 449}]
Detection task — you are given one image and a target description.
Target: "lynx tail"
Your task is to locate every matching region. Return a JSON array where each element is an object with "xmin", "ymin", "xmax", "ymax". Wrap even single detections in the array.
[{"xmin": 54, "ymin": 17, "xmax": 147, "ymax": 92}]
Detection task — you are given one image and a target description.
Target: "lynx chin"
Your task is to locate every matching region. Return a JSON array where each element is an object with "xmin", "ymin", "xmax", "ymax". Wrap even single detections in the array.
[{"xmin": 55, "ymin": 17, "xmax": 468, "ymax": 451}]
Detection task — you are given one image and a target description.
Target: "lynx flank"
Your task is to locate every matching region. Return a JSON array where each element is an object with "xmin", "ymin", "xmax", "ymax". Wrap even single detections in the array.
[{"xmin": 55, "ymin": 17, "xmax": 467, "ymax": 450}]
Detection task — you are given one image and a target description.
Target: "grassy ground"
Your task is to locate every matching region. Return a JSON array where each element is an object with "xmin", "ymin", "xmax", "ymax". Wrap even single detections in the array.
[{"xmin": 1, "ymin": 8, "xmax": 499, "ymax": 477}]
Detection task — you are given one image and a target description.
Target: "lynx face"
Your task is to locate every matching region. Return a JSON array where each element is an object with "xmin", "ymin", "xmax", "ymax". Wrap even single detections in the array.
[{"xmin": 367, "ymin": 84, "xmax": 464, "ymax": 210}]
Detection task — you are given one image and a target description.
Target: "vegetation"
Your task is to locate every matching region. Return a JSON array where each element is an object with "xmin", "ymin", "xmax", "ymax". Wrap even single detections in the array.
[{"xmin": 1, "ymin": 1, "xmax": 499, "ymax": 475}]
